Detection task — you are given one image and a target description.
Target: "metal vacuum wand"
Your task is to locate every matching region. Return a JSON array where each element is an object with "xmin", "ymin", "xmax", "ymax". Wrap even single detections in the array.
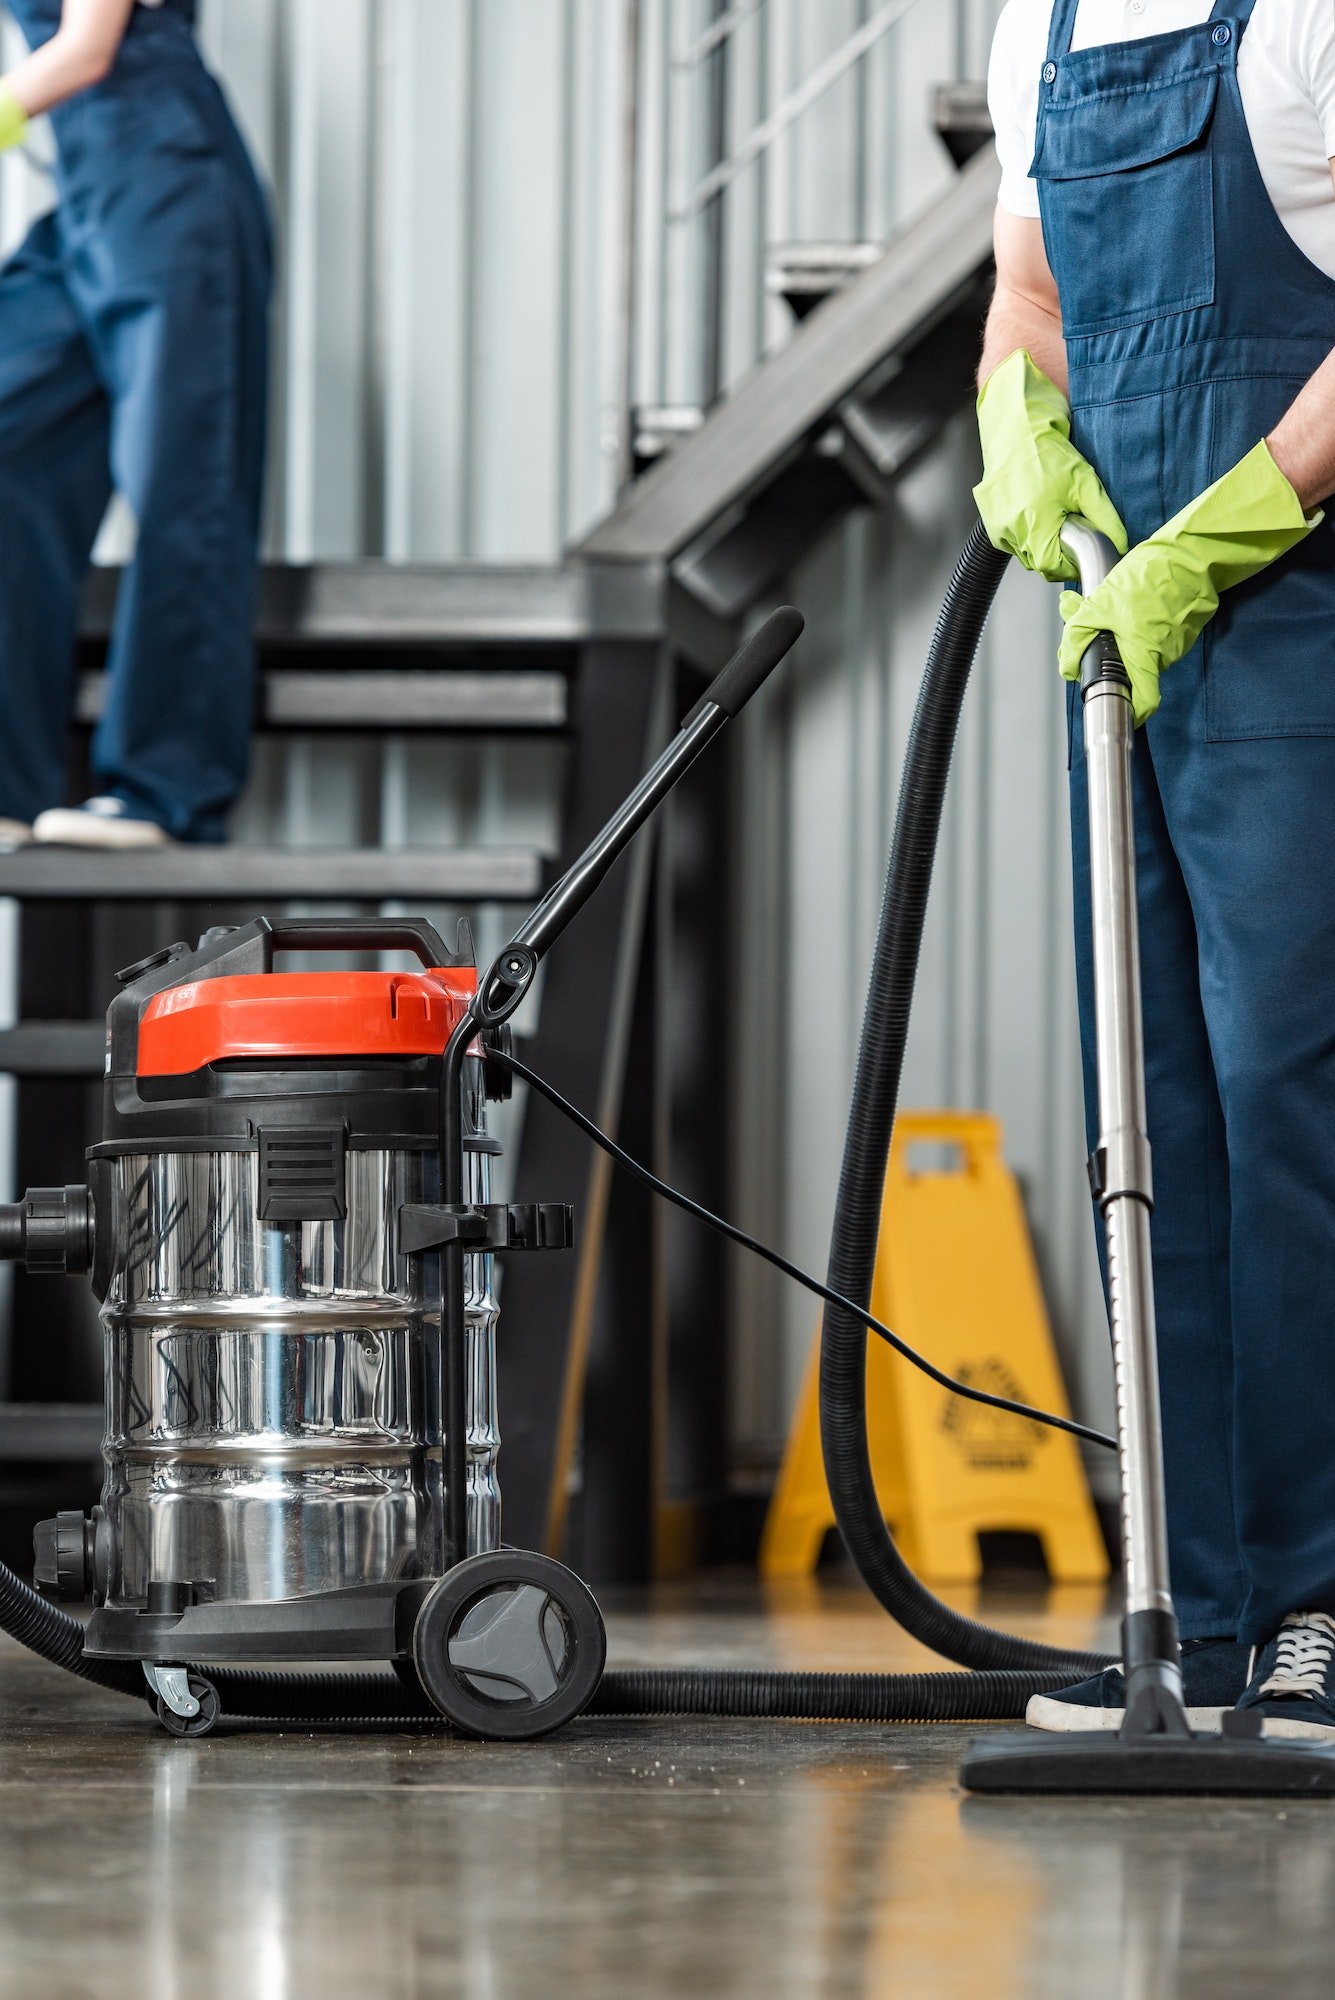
[
  {"xmin": 1060, "ymin": 519, "xmax": 1186, "ymax": 1737},
  {"xmin": 961, "ymin": 522, "xmax": 1335, "ymax": 1788}
]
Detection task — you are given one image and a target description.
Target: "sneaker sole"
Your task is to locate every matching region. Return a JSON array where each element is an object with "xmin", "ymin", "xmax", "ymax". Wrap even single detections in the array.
[
  {"xmin": 1256, "ymin": 1715, "xmax": 1335, "ymax": 1743},
  {"xmin": 31, "ymin": 823, "xmax": 172, "ymax": 851},
  {"xmin": 1025, "ymin": 1694, "xmax": 1231, "ymax": 1734}
]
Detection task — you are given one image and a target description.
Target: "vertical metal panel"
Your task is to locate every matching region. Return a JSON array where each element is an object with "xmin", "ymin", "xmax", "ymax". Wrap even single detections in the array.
[
  {"xmin": 280, "ymin": 0, "xmax": 375, "ymax": 559},
  {"xmin": 375, "ymin": 1, "xmax": 472, "ymax": 559},
  {"xmin": 200, "ymin": 0, "xmax": 632, "ymax": 559}
]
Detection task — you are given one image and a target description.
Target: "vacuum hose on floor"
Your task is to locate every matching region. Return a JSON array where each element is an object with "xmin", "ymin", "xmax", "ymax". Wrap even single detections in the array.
[{"xmin": 0, "ymin": 525, "xmax": 1110, "ymax": 1727}]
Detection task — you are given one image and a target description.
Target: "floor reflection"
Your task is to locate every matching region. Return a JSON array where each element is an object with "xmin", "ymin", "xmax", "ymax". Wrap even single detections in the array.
[
  {"xmin": 2, "ymin": 1578, "xmax": 1330, "ymax": 2000},
  {"xmin": 958, "ymin": 1793, "xmax": 1335, "ymax": 2000}
]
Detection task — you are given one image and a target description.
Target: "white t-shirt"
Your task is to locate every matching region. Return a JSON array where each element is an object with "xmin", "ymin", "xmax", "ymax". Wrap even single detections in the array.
[{"xmin": 989, "ymin": 0, "xmax": 1335, "ymax": 278}]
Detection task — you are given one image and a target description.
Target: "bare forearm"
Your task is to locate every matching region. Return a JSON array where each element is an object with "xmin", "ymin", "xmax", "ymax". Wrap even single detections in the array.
[
  {"xmin": 980, "ymin": 283, "xmax": 1068, "ymax": 394},
  {"xmin": 6, "ymin": 0, "xmax": 133, "ymax": 118},
  {"xmin": 1268, "ymin": 347, "xmax": 1335, "ymax": 512}
]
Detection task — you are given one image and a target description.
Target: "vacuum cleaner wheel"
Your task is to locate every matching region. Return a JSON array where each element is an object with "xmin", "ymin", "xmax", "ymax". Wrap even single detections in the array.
[
  {"xmin": 154, "ymin": 1672, "xmax": 221, "ymax": 1740},
  {"xmin": 412, "ymin": 1550, "xmax": 607, "ymax": 1740}
]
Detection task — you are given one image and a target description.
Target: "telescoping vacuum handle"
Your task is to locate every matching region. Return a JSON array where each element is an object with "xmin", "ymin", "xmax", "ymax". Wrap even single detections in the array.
[
  {"xmin": 472, "ymin": 606, "xmax": 805, "ymax": 1027},
  {"xmin": 1059, "ymin": 516, "xmax": 1185, "ymax": 1736}
]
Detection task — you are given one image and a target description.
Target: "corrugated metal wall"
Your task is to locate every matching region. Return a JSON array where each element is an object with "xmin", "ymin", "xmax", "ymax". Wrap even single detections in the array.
[{"xmin": 0, "ymin": 0, "xmax": 1111, "ymax": 1484}]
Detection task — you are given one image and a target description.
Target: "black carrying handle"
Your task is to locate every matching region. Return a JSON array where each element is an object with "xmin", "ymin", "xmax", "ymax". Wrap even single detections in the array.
[{"xmin": 264, "ymin": 918, "xmax": 456, "ymax": 968}]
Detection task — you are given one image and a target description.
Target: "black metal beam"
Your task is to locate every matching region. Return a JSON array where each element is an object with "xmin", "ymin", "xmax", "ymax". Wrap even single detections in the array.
[
  {"xmin": 0, "ymin": 847, "xmax": 545, "ymax": 903},
  {"xmin": 0, "ymin": 1024, "xmax": 104, "ymax": 1076},
  {"xmin": 0, "ymin": 1404, "xmax": 102, "ymax": 1460},
  {"xmin": 578, "ymin": 878, "xmax": 662, "ymax": 1581},
  {"xmin": 934, "ymin": 81, "xmax": 994, "ymax": 169},
  {"xmin": 672, "ymin": 441, "xmax": 881, "ymax": 624},
  {"xmin": 495, "ymin": 638, "xmax": 666, "ymax": 1561},
  {"xmin": 837, "ymin": 272, "xmax": 995, "ymax": 481}
]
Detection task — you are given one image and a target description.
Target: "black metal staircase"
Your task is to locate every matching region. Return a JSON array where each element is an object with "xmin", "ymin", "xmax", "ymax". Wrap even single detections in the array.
[{"xmin": 0, "ymin": 557, "xmax": 666, "ymax": 1548}]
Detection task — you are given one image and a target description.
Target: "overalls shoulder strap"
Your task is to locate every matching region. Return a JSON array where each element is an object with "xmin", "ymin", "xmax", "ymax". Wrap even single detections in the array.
[
  {"xmin": 1209, "ymin": 0, "xmax": 1257, "ymax": 22},
  {"xmin": 1045, "ymin": 0, "xmax": 1080, "ymax": 62}
]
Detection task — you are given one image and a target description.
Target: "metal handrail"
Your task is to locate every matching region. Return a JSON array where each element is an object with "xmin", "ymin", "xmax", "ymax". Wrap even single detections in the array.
[
  {"xmin": 674, "ymin": 0, "xmax": 764, "ymax": 71},
  {"xmin": 670, "ymin": 0, "xmax": 928, "ymax": 222}
]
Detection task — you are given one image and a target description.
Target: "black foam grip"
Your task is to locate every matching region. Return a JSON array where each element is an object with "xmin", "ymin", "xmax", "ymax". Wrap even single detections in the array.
[{"xmin": 693, "ymin": 605, "xmax": 804, "ymax": 720}]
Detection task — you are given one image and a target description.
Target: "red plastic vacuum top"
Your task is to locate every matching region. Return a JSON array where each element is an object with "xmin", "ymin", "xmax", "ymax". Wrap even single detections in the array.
[{"xmin": 136, "ymin": 967, "xmax": 478, "ymax": 1077}]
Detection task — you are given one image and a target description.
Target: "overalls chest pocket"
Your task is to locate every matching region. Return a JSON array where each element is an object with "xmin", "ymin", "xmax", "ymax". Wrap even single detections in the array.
[{"xmin": 1032, "ymin": 66, "xmax": 1219, "ymax": 337}]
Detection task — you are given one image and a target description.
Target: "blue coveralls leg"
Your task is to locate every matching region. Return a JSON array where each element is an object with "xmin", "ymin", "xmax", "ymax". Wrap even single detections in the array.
[
  {"xmin": 0, "ymin": 0, "xmax": 271, "ymax": 840},
  {"xmin": 0, "ymin": 214, "xmax": 112, "ymax": 823},
  {"xmin": 1036, "ymin": 0, "xmax": 1335, "ymax": 1644}
]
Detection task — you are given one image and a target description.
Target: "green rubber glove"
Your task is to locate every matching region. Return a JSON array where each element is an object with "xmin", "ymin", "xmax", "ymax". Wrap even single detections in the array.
[
  {"xmin": 0, "ymin": 82, "xmax": 27, "ymax": 155},
  {"xmin": 1057, "ymin": 440, "xmax": 1321, "ymax": 726},
  {"xmin": 974, "ymin": 349, "xmax": 1128, "ymax": 582}
]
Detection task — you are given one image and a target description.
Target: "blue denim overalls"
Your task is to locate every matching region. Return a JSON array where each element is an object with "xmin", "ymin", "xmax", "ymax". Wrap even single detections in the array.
[
  {"xmin": 0, "ymin": 0, "xmax": 270, "ymax": 839},
  {"xmin": 1034, "ymin": 0, "xmax": 1335, "ymax": 1643}
]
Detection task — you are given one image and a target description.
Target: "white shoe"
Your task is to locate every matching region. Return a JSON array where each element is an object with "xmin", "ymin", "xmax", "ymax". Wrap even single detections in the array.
[
  {"xmin": 0, "ymin": 818, "xmax": 32, "ymax": 847},
  {"xmin": 32, "ymin": 798, "xmax": 173, "ymax": 850}
]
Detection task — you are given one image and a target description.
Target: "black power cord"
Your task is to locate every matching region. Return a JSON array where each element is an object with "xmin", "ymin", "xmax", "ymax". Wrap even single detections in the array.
[{"xmin": 493, "ymin": 1048, "xmax": 1114, "ymax": 1455}]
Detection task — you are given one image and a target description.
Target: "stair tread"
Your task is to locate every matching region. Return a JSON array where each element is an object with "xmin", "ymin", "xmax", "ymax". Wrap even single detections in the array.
[
  {"xmin": 78, "ymin": 560, "xmax": 660, "ymax": 650},
  {"xmin": 0, "ymin": 845, "xmax": 545, "ymax": 902},
  {"xmin": 74, "ymin": 667, "xmax": 569, "ymax": 731}
]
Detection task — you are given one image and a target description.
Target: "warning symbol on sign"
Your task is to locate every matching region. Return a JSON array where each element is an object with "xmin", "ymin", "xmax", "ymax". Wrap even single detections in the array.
[{"xmin": 940, "ymin": 1359, "xmax": 1050, "ymax": 1473}]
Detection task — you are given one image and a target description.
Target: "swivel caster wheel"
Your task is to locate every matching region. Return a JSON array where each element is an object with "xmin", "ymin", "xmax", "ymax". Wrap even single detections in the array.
[
  {"xmin": 148, "ymin": 1668, "xmax": 220, "ymax": 1739},
  {"xmin": 413, "ymin": 1550, "xmax": 606, "ymax": 1740}
]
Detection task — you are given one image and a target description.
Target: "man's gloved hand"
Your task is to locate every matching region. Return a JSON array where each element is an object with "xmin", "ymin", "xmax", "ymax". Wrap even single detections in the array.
[
  {"xmin": 1057, "ymin": 440, "xmax": 1321, "ymax": 726},
  {"xmin": 974, "ymin": 349, "xmax": 1128, "ymax": 581},
  {"xmin": 0, "ymin": 82, "xmax": 27, "ymax": 155}
]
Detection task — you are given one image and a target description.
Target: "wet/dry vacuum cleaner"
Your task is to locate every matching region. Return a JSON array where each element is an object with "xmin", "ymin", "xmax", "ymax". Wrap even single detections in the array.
[{"xmin": 2, "ymin": 538, "xmax": 1335, "ymax": 1797}]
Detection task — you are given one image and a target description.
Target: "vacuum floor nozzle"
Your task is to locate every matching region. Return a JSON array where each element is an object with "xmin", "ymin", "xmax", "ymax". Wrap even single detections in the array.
[{"xmin": 960, "ymin": 1724, "xmax": 1335, "ymax": 1797}]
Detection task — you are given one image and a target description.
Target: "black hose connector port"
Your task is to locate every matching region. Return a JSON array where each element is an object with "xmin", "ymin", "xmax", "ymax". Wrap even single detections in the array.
[{"xmin": 0, "ymin": 1186, "xmax": 94, "ymax": 1275}]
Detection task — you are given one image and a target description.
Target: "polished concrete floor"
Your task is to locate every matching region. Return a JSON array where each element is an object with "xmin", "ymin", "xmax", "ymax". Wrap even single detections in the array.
[{"xmin": 1, "ymin": 1573, "xmax": 1332, "ymax": 1999}]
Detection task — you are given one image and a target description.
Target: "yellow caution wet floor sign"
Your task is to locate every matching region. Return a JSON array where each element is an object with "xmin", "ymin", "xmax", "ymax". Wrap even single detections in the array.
[{"xmin": 761, "ymin": 1111, "xmax": 1109, "ymax": 1584}]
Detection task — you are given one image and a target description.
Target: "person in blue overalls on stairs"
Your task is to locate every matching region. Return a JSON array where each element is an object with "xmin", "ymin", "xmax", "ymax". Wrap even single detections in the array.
[
  {"xmin": 976, "ymin": 0, "xmax": 1335, "ymax": 1741},
  {"xmin": 0, "ymin": 0, "xmax": 269, "ymax": 849}
]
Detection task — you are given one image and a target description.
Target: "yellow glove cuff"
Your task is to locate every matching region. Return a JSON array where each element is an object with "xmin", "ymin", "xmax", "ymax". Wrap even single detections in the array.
[
  {"xmin": 975, "ymin": 348, "xmax": 1070, "ymax": 444},
  {"xmin": 0, "ymin": 82, "xmax": 28, "ymax": 156}
]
